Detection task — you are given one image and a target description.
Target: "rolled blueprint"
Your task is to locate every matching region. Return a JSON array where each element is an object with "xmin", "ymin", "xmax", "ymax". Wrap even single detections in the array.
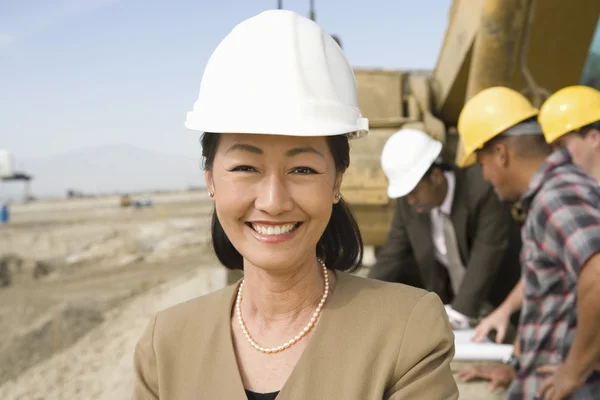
[{"xmin": 453, "ymin": 329, "xmax": 514, "ymax": 361}]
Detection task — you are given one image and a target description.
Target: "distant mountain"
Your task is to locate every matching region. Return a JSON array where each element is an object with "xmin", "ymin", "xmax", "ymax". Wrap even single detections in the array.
[{"xmin": 1, "ymin": 144, "xmax": 206, "ymax": 201}]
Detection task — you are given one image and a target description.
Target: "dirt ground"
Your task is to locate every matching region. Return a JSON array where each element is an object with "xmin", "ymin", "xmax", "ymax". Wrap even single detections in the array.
[{"xmin": 0, "ymin": 191, "xmax": 506, "ymax": 399}]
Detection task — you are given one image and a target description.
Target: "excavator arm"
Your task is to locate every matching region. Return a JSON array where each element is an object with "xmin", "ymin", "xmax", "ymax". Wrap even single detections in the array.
[{"xmin": 342, "ymin": 0, "xmax": 600, "ymax": 247}]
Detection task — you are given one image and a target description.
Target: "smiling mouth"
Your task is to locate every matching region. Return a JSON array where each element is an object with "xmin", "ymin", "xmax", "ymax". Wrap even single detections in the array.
[{"xmin": 246, "ymin": 222, "xmax": 302, "ymax": 236}]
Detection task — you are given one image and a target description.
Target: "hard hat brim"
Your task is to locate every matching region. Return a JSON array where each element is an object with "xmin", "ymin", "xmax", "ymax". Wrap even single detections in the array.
[
  {"xmin": 184, "ymin": 112, "xmax": 369, "ymax": 139},
  {"xmin": 386, "ymin": 141, "xmax": 442, "ymax": 199},
  {"xmin": 459, "ymin": 151, "xmax": 477, "ymax": 168}
]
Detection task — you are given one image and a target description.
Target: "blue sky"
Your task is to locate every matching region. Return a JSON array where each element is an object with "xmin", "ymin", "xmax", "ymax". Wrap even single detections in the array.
[{"xmin": 0, "ymin": 0, "xmax": 453, "ymax": 159}]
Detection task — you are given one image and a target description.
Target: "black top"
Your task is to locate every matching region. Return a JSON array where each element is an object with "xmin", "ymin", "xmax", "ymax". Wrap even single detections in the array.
[{"xmin": 245, "ymin": 389, "xmax": 279, "ymax": 400}]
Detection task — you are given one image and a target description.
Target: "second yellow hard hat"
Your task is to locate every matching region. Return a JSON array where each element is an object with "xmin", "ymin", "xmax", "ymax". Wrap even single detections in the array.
[{"xmin": 539, "ymin": 85, "xmax": 600, "ymax": 144}]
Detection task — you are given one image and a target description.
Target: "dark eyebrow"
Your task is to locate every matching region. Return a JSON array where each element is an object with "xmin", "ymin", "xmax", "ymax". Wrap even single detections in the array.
[
  {"xmin": 226, "ymin": 144, "xmax": 324, "ymax": 158},
  {"xmin": 226, "ymin": 143, "xmax": 263, "ymax": 154},
  {"xmin": 286, "ymin": 146, "xmax": 324, "ymax": 158}
]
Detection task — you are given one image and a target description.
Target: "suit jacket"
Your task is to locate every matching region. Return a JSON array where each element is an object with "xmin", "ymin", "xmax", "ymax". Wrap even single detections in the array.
[
  {"xmin": 368, "ymin": 164, "xmax": 522, "ymax": 318},
  {"xmin": 133, "ymin": 272, "xmax": 459, "ymax": 399}
]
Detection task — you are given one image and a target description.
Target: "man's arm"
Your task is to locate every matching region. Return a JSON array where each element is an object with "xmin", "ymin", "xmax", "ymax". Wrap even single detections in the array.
[
  {"xmin": 368, "ymin": 200, "xmax": 420, "ymax": 285},
  {"xmin": 562, "ymin": 253, "xmax": 600, "ymax": 380},
  {"xmin": 513, "ymin": 334, "xmax": 520, "ymax": 356},
  {"xmin": 451, "ymin": 188, "xmax": 517, "ymax": 317},
  {"xmin": 456, "ymin": 334, "xmax": 520, "ymax": 390},
  {"xmin": 472, "ymin": 278, "xmax": 523, "ymax": 343},
  {"xmin": 501, "ymin": 278, "xmax": 523, "ymax": 314}
]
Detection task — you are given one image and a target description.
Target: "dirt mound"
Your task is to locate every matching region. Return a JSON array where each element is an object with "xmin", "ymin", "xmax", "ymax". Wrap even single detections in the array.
[
  {"xmin": 0, "ymin": 299, "xmax": 105, "ymax": 386},
  {"xmin": 1, "ymin": 217, "xmax": 210, "ymax": 279},
  {"xmin": 0, "ymin": 266, "xmax": 225, "ymax": 400},
  {"xmin": 0, "ymin": 254, "xmax": 53, "ymax": 288}
]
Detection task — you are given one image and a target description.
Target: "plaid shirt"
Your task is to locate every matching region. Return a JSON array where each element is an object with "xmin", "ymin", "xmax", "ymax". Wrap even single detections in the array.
[{"xmin": 506, "ymin": 148, "xmax": 600, "ymax": 399}]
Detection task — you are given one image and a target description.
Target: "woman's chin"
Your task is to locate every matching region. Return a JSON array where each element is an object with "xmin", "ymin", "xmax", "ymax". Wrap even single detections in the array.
[{"xmin": 241, "ymin": 253, "xmax": 310, "ymax": 274}]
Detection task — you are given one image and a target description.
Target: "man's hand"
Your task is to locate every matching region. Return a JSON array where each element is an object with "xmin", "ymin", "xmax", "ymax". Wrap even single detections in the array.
[
  {"xmin": 456, "ymin": 364, "xmax": 515, "ymax": 391},
  {"xmin": 536, "ymin": 364, "xmax": 586, "ymax": 400},
  {"xmin": 472, "ymin": 305, "xmax": 511, "ymax": 343}
]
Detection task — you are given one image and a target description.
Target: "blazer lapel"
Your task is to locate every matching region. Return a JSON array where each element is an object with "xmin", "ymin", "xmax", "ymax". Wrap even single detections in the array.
[
  {"xmin": 410, "ymin": 211, "xmax": 438, "ymax": 288},
  {"xmin": 203, "ymin": 281, "xmax": 248, "ymax": 398},
  {"xmin": 275, "ymin": 271, "xmax": 348, "ymax": 399},
  {"xmin": 449, "ymin": 168, "xmax": 469, "ymax": 263}
]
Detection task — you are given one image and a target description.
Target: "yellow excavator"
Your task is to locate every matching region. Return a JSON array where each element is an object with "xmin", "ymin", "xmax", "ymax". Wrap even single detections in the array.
[{"xmin": 342, "ymin": 0, "xmax": 600, "ymax": 249}]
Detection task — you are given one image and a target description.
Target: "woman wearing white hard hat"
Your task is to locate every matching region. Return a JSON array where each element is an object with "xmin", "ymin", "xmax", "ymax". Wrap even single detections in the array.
[{"xmin": 132, "ymin": 10, "xmax": 457, "ymax": 400}]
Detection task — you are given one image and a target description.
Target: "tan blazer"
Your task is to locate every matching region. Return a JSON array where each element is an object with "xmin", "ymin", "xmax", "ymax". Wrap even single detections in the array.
[{"xmin": 133, "ymin": 271, "xmax": 459, "ymax": 399}]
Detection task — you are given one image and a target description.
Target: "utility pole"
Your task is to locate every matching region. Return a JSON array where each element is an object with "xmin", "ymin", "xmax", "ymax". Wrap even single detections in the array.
[
  {"xmin": 276, "ymin": 1, "xmax": 314, "ymax": 21},
  {"xmin": 275, "ymin": 1, "xmax": 329, "ymax": 44},
  {"xmin": 309, "ymin": 0, "xmax": 315, "ymax": 21}
]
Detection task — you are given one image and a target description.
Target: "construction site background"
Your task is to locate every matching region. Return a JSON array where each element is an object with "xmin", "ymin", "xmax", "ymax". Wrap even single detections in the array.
[{"xmin": 1, "ymin": 2, "xmax": 599, "ymax": 399}]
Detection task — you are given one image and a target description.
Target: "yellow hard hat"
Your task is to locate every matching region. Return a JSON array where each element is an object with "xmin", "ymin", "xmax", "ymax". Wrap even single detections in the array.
[
  {"xmin": 457, "ymin": 86, "xmax": 539, "ymax": 167},
  {"xmin": 539, "ymin": 85, "xmax": 600, "ymax": 144}
]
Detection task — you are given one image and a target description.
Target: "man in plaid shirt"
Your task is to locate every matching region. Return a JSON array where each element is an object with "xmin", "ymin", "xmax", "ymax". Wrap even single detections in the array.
[{"xmin": 455, "ymin": 86, "xmax": 600, "ymax": 399}]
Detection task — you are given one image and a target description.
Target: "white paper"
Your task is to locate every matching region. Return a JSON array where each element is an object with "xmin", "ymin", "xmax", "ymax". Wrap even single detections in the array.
[
  {"xmin": 444, "ymin": 305, "xmax": 470, "ymax": 330},
  {"xmin": 452, "ymin": 329, "xmax": 514, "ymax": 361}
]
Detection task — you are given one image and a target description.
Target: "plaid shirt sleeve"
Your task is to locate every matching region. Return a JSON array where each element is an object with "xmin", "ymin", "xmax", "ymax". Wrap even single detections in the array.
[{"xmin": 533, "ymin": 184, "xmax": 600, "ymax": 278}]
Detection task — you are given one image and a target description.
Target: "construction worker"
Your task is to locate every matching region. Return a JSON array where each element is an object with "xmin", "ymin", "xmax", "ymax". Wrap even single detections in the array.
[
  {"xmin": 472, "ymin": 86, "xmax": 600, "ymax": 345},
  {"xmin": 539, "ymin": 85, "xmax": 600, "ymax": 182},
  {"xmin": 368, "ymin": 128, "xmax": 522, "ymax": 327},
  {"xmin": 455, "ymin": 86, "xmax": 600, "ymax": 399}
]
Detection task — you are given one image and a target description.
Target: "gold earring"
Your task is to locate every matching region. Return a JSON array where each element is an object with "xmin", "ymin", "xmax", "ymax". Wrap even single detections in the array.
[
  {"xmin": 335, "ymin": 193, "xmax": 341, "ymax": 202},
  {"xmin": 208, "ymin": 190, "xmax": 214, "ymax": 198}
]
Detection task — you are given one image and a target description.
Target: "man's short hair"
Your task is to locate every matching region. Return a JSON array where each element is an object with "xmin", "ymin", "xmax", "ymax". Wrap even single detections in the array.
[
  {"xmin": 481, "ymin": 117, "xmax": 552, "ymax": 158},
  {"xmin": 578, "ymin": 120, "xmax": 600, "ymax": 137}
]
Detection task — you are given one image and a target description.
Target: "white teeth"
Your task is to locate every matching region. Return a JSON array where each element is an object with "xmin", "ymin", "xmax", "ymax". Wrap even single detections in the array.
[{"xmin": 251, "ymin": 223, "xmax": 296, "ymax": 236}]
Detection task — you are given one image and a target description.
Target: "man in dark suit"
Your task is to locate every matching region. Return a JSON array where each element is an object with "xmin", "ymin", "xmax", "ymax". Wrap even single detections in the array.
[{"xmin": 368, "ymin": 129, "xmax": 522, "ymax": 324}]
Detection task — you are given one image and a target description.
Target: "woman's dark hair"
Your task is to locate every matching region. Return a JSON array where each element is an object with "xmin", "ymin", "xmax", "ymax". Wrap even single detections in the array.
[{"xmin": 201, "ymin": 132, "xmax": 363, "ymax": 272}]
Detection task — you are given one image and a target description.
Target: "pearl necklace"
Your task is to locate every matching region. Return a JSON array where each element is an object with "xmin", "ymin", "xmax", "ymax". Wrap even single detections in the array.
[{"xmin": 235, "ymin": 261, "xmax": 330, "ymax": 354}]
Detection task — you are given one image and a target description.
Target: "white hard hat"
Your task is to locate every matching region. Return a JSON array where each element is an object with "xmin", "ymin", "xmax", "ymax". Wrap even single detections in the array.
[
  {"xmin": 381, "ymin": 128, "xmax": 443, "ymax": 198},
  {"xmin": 184, "ymin": 10, "xmax": 368, "ymax": 138}
]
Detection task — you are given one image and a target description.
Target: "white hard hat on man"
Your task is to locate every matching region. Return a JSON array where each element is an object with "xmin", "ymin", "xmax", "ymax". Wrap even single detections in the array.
[
  {"xmin": 381, "ymin": 128, "xmax": 443, "ymax": 198},
  {"xmin": 185, "ymin": 9, "xmax": 368, "ymax": 138}
]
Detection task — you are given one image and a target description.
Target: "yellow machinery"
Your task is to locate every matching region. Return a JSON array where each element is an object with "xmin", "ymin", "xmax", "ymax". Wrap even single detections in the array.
[
  {"xmin": 119, "ymin": 194, "xmax": 132, "ymax": 208},
  {"xmin": 341, "ymin": 0, "xmax": 600, "ymax": 248}
]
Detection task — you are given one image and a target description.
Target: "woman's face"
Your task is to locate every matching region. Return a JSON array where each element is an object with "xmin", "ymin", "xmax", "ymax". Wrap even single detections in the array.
[{"xmin": 206, "ymin": 133, "xmax": 342, "ymax": 272}]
